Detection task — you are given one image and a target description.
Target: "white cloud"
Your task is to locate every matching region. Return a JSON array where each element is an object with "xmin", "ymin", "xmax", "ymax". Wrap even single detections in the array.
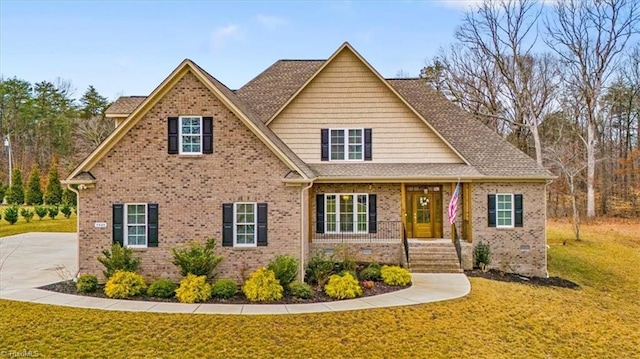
[
  {"xmin": 211, "ymin": 24, "xmax": 241, "ymax": 50},
  {"xmin": 256, "ymin": 14, "xmax": 288, "ymax": 29}
]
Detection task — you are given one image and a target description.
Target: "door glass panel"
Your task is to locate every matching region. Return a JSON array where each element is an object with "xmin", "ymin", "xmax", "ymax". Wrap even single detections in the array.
[{"xmin": 416, "ymin": 195, "xmax": 430, "ymax": 223}]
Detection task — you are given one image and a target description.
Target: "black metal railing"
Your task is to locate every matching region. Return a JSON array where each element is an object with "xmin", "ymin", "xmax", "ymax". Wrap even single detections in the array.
[
  {"xmin": 311, "ymin": 220, "xmax": 403, "ymax": 244},
  {"xmin": 402, "ymin": 224, "xmax": 410, "ymax": 265},
  {"xmin": 453, "ymin": 225, "xmax": 462, "ymax": 266}
]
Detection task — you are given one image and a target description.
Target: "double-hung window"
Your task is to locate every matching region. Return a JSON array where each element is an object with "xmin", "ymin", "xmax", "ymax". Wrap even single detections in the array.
[
  {"xmin": 330, "ymin": 129, "xmax": 363, "ymax": 160},
  {"xmin": 179, "ymin": 116, "xmax": 202, "ymax": 154},
  {"xmin": 496, "ymin": 194, "xmax": 514, "ymax": 228},
  {"xmin": 125, "ymin": 204, "xmax": 147, "ymax": 247},
  {"xmin": 234, "ymin": 203, "xmax": 257, "ymax": 247},
  {"xmin": 325, "ymin": 194, "xmax": 368, "ymax": 233}
]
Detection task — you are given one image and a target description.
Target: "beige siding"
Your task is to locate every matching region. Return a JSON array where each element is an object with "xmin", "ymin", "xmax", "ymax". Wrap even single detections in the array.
[{"xmin": 270, "ymin": 49, "xmax": 463, "ymax": 164}]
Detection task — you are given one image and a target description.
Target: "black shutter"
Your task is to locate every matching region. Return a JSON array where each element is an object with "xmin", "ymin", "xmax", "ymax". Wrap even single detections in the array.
[
  {"xmin": 321, "ymin": 129, "xmax": 329, "ymax": 161},
  {"xmin": 488, "ymin": 194, "xmax": 496, "ymax": 227},
  {"xmin": 316, "ymin": 194, "xmax": 325, "ymax": 233},
  {"xmin": 168, "ymin": 117, "xmax": 179, "ymax": 154},
  {"xmin": 257, "ymin": 203, "xmax": 268, "ymax": 246},
  {"xmin": 368, "ymin": 194, "xmax": 377, "ymax": 233},
  {"xmin": 202, "ymin": 116, "xmax": 213, "ymax": 154},
  {"xmin": 364, "ymin": 128, "xmax": 372, "ymax": 161},
  {"xmin": 113, "ymin": 204, "xmax": 124, "ymax": 246},
  {"xmin": 148, "ymin": 203, "xmax": 158, "ymax": 247},
  {"xmin": 514, "ymin": 194, "xmax": 523, "ymax": 227},
  {"xmin": 222, "ymin": 203, "xmax": 233, "ymax": 247}
]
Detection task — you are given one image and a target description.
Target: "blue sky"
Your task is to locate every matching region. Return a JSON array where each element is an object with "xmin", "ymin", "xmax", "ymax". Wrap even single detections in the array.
[{"xmin": 1, "ymin": 1, "xmax": 476, "ymax": 100}]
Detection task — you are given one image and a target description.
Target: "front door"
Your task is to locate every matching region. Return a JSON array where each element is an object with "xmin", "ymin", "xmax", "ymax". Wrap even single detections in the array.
[{"xmin": 408, "ymin": 189, "xmax": 443, "ymax": 238}]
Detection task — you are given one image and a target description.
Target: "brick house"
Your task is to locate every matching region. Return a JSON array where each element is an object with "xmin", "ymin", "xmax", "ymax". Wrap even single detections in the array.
[{"xmin": 63, "ymin": 43, "xmax": 553, "ymax": 282}]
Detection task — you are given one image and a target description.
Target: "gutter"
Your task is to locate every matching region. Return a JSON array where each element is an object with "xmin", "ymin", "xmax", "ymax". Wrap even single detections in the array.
[{"xmin": 300, "ymin": 180, "xmax": 314, "ymax": 281}]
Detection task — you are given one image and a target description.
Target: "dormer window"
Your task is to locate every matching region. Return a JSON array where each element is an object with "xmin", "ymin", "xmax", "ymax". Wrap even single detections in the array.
[{"xmin": 321, "ymin": 128, "xmax": 372, "ymax": 161}]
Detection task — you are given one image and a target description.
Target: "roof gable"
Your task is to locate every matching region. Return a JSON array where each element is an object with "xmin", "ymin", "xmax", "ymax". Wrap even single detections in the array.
[{"xmin": 65, "ymin": 60, "xmax": 314, "ymax": 182}]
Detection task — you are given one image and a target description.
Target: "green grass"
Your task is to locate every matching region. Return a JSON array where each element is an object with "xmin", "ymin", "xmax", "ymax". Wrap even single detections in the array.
[
  {"xmin": 0, "ymin": 220, "xmax": 639, "ymax": 358},
  {"xmin": 0, "ymin": 205, "xmax": 76, "ymax": 237}
]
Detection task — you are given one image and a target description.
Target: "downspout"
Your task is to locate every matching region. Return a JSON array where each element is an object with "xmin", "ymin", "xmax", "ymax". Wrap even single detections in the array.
[
  {"xmin": 67, "ymin": 184, "xmax": 81, "ymax": 280},
  {"xmin": 300, "ymin": 180, "xmax": 314, "ymax": 281},
  {"xmin": 544, "ymin": 179, "xmax": 553, "ymax": 278}
]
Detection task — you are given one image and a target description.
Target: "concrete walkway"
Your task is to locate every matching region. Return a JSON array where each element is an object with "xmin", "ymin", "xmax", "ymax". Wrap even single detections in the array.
[{"xmin": 0, "ymin": 233, "xmax": 471, "ymax": 315}]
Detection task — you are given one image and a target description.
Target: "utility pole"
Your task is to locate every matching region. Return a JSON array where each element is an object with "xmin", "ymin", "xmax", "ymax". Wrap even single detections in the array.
[{"xmin": 4, "ymin": 135, "xmax": 12, "ymax": 186}]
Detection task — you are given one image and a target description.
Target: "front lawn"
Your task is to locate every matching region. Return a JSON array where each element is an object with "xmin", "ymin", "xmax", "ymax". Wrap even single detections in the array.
[
  {"xmin": 0, "ymin": 219, "xmax": 638, "ymax": 358},
  {"xmin": 0, "ymin": 205, "xmax": 76, "ymax": 237}
]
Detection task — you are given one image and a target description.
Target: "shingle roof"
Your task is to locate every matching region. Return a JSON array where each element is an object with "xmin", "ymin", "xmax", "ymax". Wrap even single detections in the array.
[
  {"xmin": 105, "ymin": 96, "xmax": 146, "ymax": 115},
  {"xmin": 236, "ymin": 60, "xmax": 325, "ymax": 123},
  {"xmin": 386, "ymin": 79, "xmax": 552, "ymax": 178},
  {"xmin": 310, "ymin": 163, "xmax": 482, "ymax": 179}
]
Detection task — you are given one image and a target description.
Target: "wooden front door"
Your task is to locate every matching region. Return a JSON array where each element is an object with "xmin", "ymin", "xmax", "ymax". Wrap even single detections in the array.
[{"xmin": 409, "ymin": 190, "xmax": 443, "ymax": 238}]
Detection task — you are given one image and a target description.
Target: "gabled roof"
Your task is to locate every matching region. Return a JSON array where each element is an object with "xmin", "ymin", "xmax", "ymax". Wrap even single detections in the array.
[
  {"xmin": 105, "ymin": 96, "xmax": 146, "ymax": 116},
  {"xmin": 65, "ymin": 59, "xmax": 314, "ymax": 182}
]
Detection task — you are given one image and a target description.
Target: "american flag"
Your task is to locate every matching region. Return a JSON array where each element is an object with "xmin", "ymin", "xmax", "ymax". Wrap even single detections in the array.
[{"xmin": 448, "ymin": 182, "xmax": 460, "ymax": 225}]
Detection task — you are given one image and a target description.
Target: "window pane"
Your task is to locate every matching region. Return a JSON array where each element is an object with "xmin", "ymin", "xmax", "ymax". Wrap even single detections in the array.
[
  {"xmin": 340, "ymin": 195, "xmax": 354, "ymax": 232},
  {"xmin": 357, "ymin": 195, "xmax": 368, "ymax": 232},
  {"xmin": 180, "ymin": 117, "xmax": 202, "ymax": 153},
  {"xmin": 348, "ymin": 129, "xmax": 363, "ymax": 160},
  {"xmin": 330, "ymin": 130, "xmax": 345, "ymax": 160}
]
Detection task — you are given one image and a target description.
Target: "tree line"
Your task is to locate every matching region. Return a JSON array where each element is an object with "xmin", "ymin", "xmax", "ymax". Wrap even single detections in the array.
[
  {"xmin": 422, "ymin": 0, "xmax": 640, "ymax": 229},
  {"xmin": 0, "ymin": 77, "xmax": 113, "ymax": 205}
]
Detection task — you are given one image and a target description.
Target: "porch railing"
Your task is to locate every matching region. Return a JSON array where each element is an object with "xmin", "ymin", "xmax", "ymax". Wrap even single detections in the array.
[{"xmin": 311, "ymin": 221, "xmax": 403, "ymax": 244}]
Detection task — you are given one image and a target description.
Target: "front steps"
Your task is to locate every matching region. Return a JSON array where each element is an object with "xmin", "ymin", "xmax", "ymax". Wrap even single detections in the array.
[{"xmin": 408, "ymin": 239, "xmax": 463, "ymax": 273}]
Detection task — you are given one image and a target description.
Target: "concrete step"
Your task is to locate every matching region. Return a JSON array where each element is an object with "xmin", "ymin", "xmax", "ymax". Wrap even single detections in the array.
[{"xmin": 407, "ymin": 240, "xmax": 462, "ymax": 273}]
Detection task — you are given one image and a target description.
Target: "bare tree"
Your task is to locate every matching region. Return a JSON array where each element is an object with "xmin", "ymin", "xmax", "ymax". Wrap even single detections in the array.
[{"xmin": 545, "ymin": 0, "xmax": 640, "ymax": 218}]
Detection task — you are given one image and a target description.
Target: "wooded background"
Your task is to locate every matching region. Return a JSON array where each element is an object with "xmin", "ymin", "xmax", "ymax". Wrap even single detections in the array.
[{"xmin": 1, "ymin": 0, "xmax": 638, "ymax": 219}]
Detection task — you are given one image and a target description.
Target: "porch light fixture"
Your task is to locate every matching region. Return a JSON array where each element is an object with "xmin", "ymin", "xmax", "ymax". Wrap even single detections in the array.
[
  {"xmin": 342, "ymin": 194, "xmax": 350, "ymax": 201},
  {"xmin": 423, "ymin": 188, "xmax": 429, "ymax": 194}
]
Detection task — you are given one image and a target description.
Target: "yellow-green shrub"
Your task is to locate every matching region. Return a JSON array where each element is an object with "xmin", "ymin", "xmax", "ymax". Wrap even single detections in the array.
[
  {"xmin": 242, "ymin": 267, "xmax": 283, "ymax": 302},
  {"xmin": 104, "ymin": 270, "xmax": 147, "ymax": 299},
  {"xmin": 175, "ymin": 274, "xmax": 212, "ymax": 303},
  {"xmin": 380, "ymin": 265, "xmax": 412, "ymax": 287},
  {"xmin": 324, "ymin": 272, "xmax": 362, "ymax": 299}
]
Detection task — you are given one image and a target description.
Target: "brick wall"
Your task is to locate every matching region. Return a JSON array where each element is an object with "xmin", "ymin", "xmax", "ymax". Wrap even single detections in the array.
[{"xmin": 78, "ymin": 71, "xmax": 301, "ymax": 282}]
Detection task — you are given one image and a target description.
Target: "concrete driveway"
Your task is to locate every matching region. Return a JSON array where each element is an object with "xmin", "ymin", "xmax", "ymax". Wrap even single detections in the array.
[{"xmin": 0, "ymin": 232, "xmax": 77, "ymax": 294}]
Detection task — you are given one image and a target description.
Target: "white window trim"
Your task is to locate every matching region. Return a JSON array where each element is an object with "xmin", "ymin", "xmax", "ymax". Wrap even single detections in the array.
[
  {"xmin": 329, "ymin": 128, "xmax": 364, "ymax": 162},
  {"xmin": 324, "ymin": 193, "xmax": 369, "ymax": 233},
  {"xmin": 178, "ymin": 115, "xmax": 203, "ymax": 155},
  {"xmin": 124, "ymin": 203, "xmax": 148, "ymax": 248},
  {"xmin": 496, "ymin": 193, "xmax": 514, "ymax": 228},
  {"xmin": 233, "ymin": 202, "xmax": 257, "ymax": 247}
]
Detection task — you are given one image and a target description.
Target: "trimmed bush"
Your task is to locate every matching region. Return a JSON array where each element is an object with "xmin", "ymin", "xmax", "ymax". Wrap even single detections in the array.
[
  {"xmin": 20, "ymin": 208, "xmax": 34, "ymax": 223},
  {"xmin": 380, "ymin": 265, "xmax": 412, "ymax": 287},
  {"xmin": 175, "ymin": 274, "xmax": 211, "ymax": 303},
  {"xmin": 34, "ymin": 205, "xmax": 48, "ymax": 220},
  {"xmin": 47, "ymin": 205, "xmax": 59, "ymax": 219},
  {"xmin": 25, "ymin": 165, "xmax": 43, "ymax": 206},
  {"xmin": 171, "ymin": 237, "xmax": 223, "ymax": 279},
  {"xmin": 288, "ymin": 281, "xmax": 313, "ymax": 299},
  {"xmin": 324, "ymin": 272, "xmax": 362, "ymax": 300},
  {"xmin": 147, "ymin": 278, "xmax": 178, "ymax": 298},
  {"xmin": 97, "ymin": 243, "xmax": 142, "ymax": 279},
  {"xmin": 359, "ymin": 263, "xmax": 382, "ymax": 281},
  {"xmin": 474, "ymin": 242, "xmax": 492, "ymax": 272},
  {"xmin": 6, "ymin": 168, "xmax": 24, "ymax": 205},
  {"xmin": 44, "ymin": 158, "xmax": 63, "ymax": 205},
  {"xmin": 104, "ymin": 271, "xmax": 147, "ymax": 299},
  {"xmin": 211, "ymin": 279, "xmax": 238, "ymax": 299},
  {"xmin": 305, "ymin": 252, "xmax": 335, "ymax": 287},
  {"xmin": 60, "ymin": 203, "xmax": 72, "ymax": 219},
  {"xmin": 4, "ymin": 205, "xmax": 19, "ymax": 224},
  {"xmin": 266, "ymin": 254, "xmax": 298, "ymax": 290},
  {"xmin": 76, "ymin": 274, "xmax": 99, "ymax": 293},
  {"xmin": 243, "ymin": 267, "xmax": 283, "ymax": 302}
]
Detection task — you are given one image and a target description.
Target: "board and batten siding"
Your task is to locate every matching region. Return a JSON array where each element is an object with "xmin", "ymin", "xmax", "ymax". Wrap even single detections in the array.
[{"xmin": 270, "ymin": 49, "xmax": 463, "ymax": 164}]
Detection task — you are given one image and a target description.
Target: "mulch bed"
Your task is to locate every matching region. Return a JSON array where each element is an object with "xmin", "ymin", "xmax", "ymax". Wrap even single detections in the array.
[
  {"xmin": 39, "ymin": 280, "xmax": 408, "ymax": 305},
  {"xmin": 465, "ymin": 269, "xmax": 580, "ymax": 289}
]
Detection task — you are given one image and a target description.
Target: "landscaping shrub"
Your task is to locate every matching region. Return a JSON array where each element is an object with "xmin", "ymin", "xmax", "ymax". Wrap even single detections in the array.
[
  {"xmin": 175, "ymin": 274, "xmax": 211, "ymax": 303},
  {"xmin": 147, "ymin": 278, "xmax": 178, "ymax": 298},
  {"xmin": 20, "ymin": 208, "xmax": 34, "ymax": 223},
  {"xmin": 474, "ymin": 242, "xmax": 492, "ymax": 272},
  {"xmin": 4, "ymin": 205, "xmax": 19, "ymax": 225},
  {"xmin": 266, "ymin": 254, "xmax": 298, "ymax": 290},
  {"xmin": 288, "ymin": 281, "xmax": 313, "ymax": 299},
  {"xmin": 104, "ymin": 271, "xmax": 147, "ymax": 299},
  {"xmin": 44, "ymin": 158, "xmax": 63, "ymax": 205},
  {"xmin": 34, "ymin": 205, "xmax": 48, "ymax": 220},
  {"xmin": 25, "ymin": 165, "xmax": 43, "ymax": 206},
  {"xmin": 211, "ymin": 279, "xmax": 238, "ymax": 299},
  {"xmin": 334, "ymin": 244, "xmax": 358, "ymax": 273},
  {"xmin": 243, "ymin": 267, "xmax": 283, "ymax": 302},
  {"xmin": 362, "ymin": 280, "xmax": 375, "ymax": 290},
  {"xmin": 359, "ymin": 263, "xmax": 382, "ymax": 281},
  {"xmin": 324, "ymin": 272, "xmax": 362, "ymax": 300},
  {"xmin": 6, "ymin": 168, "xmax": 24, "ymax": 205},
  {"xmin": 76, "ymin": 274, "xmax": 99, "ymax": 293},
  {"xmin": 47, "ymin": 205, "xmax": 59, "ymax": 219},
  {"xmin": 0, "ymin": 183, "xmax": 5, "ymax": 204},
  {"xmin": 60, "ymin": 203, "xmax": 72, "ymax": 219},
  {"xmin": 171, "ymin": 237, "xmax": 223, "ymax": 279},
  {"xmin": 305, "ymin": 252, "xmax": 335, "ymax": 287},
  {"xmin": 380, "ymin": 265, "xmax": 412, "ymax": 287},
  {"xmin": 97, "ymin": 243, "xmax": 142, "ymax": 279}
]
